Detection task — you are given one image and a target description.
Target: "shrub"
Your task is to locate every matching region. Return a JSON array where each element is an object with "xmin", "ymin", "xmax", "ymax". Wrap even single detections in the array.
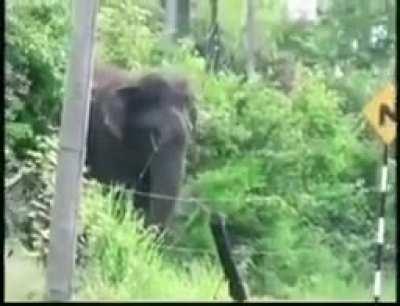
[
  {"xmin": 173, "ymin": 67, "xmax": 379, "ymax": 297},
  {"xmin": 6, "ymin": 0, "xmax": 70, "ymax": 156}
]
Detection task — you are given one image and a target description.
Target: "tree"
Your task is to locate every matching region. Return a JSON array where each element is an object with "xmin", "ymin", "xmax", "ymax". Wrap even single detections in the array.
[{"xmin": 205, "ymin": 0, "xmax": 221, "ymax": 72}]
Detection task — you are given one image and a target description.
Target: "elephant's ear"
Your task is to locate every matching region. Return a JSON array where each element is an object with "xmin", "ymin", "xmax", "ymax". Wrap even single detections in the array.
[
  {"xmin": 101, "ymin": 86, "xmax": 141, "ymax": 140},
  {"xmin": 102, "ymin": 95, "xmax": 125, "ymax": 140}
]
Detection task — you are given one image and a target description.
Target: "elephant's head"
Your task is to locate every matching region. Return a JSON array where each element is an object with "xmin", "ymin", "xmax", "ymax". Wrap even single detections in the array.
[{"xmin": 97, "ymin": 72, "xmax": 195, "ymax": 152}]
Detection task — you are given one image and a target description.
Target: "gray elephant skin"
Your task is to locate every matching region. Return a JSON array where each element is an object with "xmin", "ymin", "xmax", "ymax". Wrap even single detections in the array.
[{"xmin": 86, "ymin": 65, "xmax": 195, "ymax": 231}]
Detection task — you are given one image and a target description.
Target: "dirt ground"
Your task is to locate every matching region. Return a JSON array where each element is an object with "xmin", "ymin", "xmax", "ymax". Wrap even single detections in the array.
[{"xmin": 4, "ymin": 241, "xmax": 46, "ymax": 302}]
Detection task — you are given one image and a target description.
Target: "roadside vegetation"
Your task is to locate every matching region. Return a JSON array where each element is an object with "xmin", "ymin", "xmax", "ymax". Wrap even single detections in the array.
[{"xmin": 5, "ymin": 0, "xmax": 396, "ymax": 301}]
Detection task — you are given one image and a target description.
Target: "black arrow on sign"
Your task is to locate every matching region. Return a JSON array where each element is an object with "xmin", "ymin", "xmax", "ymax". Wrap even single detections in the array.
[{"xmin": 379, "ymin": 104, "xmax": 397, "ymax": 126}]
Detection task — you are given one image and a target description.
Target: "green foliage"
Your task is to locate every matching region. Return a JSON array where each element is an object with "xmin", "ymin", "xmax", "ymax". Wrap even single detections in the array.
[
  {"xmin": 97, "ymin": 1, "xmax": 162, "ymax": 69},
  {"xmin": 5, "ymin": 0, "xmax": 395, "ymax": 301},
  {"xmin": 286, "ymin": 266, "xmax": 396, "ymax": 301},
  {"xmin": 272, "ymin": 0, "xmax": 396, "ymax": 109},
  {"xmin": 6, "ymin": 0, "xmax": 70, "ymax": 157},
  {"xmin": 174, "ymin": 67, "xmax": 380, "ymax": 297},
  {"xmin": 277, "ymin": 0, "xmax": 396, "ymax": 68},
  {"xmin": 7, "ymin": 134, "xmax": 59, "ymax": 259}
]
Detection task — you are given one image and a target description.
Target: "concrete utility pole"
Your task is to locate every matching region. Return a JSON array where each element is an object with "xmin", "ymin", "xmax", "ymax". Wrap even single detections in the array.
[
  {"xmin": 245, "ymin": 0, "xmax": 257, "ymax": 80},
  {"xmin": 165, "ymin": 0, "xmax": 190, "ymax": 41},
  {"xmin": 165, "ymin": 0, "xmax": 178, "ymax": 41},
  {"xmin": 176, "ymin": 0, "xmax": 190, "ymax": 38},
  {"xmin": 46, "ymin": 0, "xmax": 98, "ymax": 301}
]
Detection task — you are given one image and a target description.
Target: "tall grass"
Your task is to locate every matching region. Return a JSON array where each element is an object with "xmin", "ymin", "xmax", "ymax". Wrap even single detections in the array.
[
  {"xmin": 76, "ymin": 182, "xmax": 230, "ymax": 301},
  {"xmin": 286, "ymin": 268, "xmax": 396, "ymax": 302},
  {"xmin": 5, "ymin": 181, "xmax": 395, "ymax": 302}
]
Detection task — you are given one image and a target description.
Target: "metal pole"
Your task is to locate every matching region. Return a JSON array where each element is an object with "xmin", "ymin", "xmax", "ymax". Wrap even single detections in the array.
[
  {"xmin": 46, "ymin": 0, "xmax": 98, "ymax": 301},
  {"xmin": 373, "ymin": 144, "xmax": 389, "ymax": 302}
]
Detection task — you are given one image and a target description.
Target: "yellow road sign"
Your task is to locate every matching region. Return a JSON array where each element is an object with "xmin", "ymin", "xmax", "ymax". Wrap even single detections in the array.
[{"xmin": 363, "ymin": 84, "xmax": 396, "ymax": 144}]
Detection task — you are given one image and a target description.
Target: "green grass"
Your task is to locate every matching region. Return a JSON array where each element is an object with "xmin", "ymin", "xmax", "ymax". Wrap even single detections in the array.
[
  {"xmin": 284, "ymin": 269, "xmax": 396, "ymax": 302},
  {"xmin": 5, "ymin": 182, "xmax": 396, "ymax": 302},
  {"xmin": 5, "ymin": 236, "xmax": 396, "ymax": 302},
  {"xmin": 75, "ymin": 182, "xmax": 230, "ymax": 301}
]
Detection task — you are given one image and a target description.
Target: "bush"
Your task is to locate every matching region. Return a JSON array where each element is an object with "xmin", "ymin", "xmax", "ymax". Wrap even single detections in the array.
[
  {"xmin": 97, "ymin": 1, "xmax": 162, "ymax": 70},
  {"xmin": 172, "ymin": 67, "xmax": 379, "ymax": 297},
  {"xmin": 6, "ymin": 0, "xmax": 70, "ymax": 156}
]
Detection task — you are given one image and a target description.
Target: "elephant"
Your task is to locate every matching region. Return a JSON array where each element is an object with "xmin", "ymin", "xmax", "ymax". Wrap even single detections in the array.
[{"xmin": 85, "ymin": 65, "xmax": 196, "ymax": 231}]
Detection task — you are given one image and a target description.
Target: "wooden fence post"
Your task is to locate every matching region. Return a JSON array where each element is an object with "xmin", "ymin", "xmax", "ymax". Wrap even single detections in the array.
[
  {"xmin": 46, "ymin": 0, "xmax": 99, "ymax": 301},
  {"xmin": 210, "ymin": 212, "xmax": 248, "ymax": 302}
]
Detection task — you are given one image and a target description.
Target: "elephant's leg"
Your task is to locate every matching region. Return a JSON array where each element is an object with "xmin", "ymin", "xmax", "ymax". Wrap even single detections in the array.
[
  {"xmin": 149, "ymin": 143, "xmax": 186, "ymax": 230},
  {"xmin": 133, "ymin": 170, "xmax": 152, "ymax": 224}
]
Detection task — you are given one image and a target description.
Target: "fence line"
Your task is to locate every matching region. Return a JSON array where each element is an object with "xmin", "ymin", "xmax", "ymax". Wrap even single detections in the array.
[
  {"xmin": 130, "ymin": 188, "xmax": 291, "ymax": 211},
  {"xmin": 11, "ymin": 165, "xmax": 394, "ymax": 263},
  {"xmin": 161, "ymin": 244, "xmax": 283, "ymax": 257}
]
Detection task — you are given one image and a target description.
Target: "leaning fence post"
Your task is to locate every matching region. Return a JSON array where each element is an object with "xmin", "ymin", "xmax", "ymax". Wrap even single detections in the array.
[
  {"xmin": 46, "ymin": 0, "xmax": 98, "ymax": 301},
  {"xmin": 210, "ymin": 212, "xmax": 248, "ymax": 302}
]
